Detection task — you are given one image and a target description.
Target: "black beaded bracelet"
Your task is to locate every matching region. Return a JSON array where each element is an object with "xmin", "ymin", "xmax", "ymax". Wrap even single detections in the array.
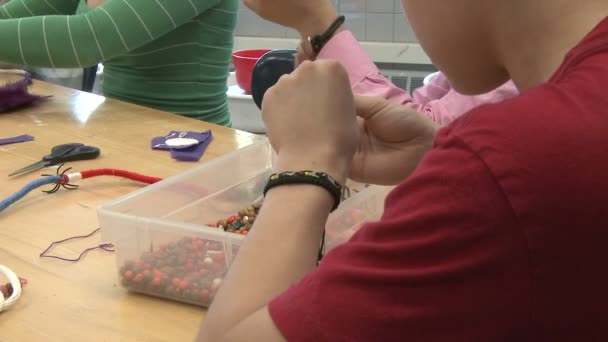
[{"xmin": 263, "ymin": 171, "xmax": 343, "ymax": 211}]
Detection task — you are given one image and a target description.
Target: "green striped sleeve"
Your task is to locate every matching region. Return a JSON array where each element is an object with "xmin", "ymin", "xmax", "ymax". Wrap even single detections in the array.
[
  {"xmin": 0, "ymin": 0, "xmax": 79, "ymax": 19},
  {"xmin": 0, "ymin": 0, "xmax": 221, "ymax": 67}
]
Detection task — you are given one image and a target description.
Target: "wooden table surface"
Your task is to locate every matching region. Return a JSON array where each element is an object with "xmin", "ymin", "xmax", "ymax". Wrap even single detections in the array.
[{"xmin": 0, "ymin": 73, "xmax": 263, "ymax": 341}]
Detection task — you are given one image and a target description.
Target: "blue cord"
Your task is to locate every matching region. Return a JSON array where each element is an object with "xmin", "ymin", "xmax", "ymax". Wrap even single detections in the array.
[{"xmin": 0, "ymin": 176, "xmax": 62, "ymax": 213}]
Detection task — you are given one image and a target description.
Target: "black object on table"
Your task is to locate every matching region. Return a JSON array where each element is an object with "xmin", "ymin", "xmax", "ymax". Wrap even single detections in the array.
[
  {"xmin": 81, "ymin": 64, "xmax": 98, "ymax": 93},
  {"xmin": 251, "ymin": 50, "xmax": 296, "ymax": 110},
  {"xmin": 9, "ymin": 143, "xmax": 101, "ymax": 177}
]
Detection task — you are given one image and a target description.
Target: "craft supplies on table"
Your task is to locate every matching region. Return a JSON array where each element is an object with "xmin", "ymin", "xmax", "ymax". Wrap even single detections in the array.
[
  {"xmin": 98, "ymin": 140, "xmax": 392, "ymax": 307},
  {"xmin": 8, "ymin": 142, "xmax": 101, "ymax": 177},
  {"xmin": 152, "ymin": 130, "xmax": 213, "ymax": 162},
  {"xmin": 0, "ymin": 69, "xmax": 48, "ymax": 113}
]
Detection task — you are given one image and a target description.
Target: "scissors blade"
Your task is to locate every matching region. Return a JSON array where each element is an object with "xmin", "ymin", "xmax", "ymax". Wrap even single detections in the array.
[{"xmin": 8, "ymin": 160, "xmax": 49, "ymax": 177}]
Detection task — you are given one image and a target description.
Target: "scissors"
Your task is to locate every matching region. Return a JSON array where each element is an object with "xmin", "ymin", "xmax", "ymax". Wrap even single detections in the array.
[{"xmin": 8, "ymin": 143, "xmax": 101, "ymax": 177}]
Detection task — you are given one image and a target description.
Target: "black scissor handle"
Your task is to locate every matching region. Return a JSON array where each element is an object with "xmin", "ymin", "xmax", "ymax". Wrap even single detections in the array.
[
  {"xmin": 52, "ymin": 145, "xmax": 100, "ymax": 164},
  {"xmin": 42, "ymin": 143, "xmax": 83, "ymax": 161},
  {"xmin": 43, "ymin": 143, "xmax": 100, "ymax": 165}
]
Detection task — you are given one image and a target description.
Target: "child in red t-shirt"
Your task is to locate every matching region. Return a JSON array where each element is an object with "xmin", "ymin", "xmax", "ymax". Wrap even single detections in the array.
[{"xmin": 199, "ymin": 1, "xmax": 608, "ymax": 341}]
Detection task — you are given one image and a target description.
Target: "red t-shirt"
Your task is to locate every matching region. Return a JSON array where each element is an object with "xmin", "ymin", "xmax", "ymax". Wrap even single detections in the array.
[{"xmin": 268, "ymin": 17, "xmax": 608, "ymax": 342}]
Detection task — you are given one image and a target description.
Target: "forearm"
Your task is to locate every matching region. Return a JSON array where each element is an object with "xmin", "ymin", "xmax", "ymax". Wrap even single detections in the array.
[
  {"xmin": 0, "ymin": 0, "xmax": 218, "ymax": 67},
  {"xmin": 199, "ymin": 184, "xmax": 333, "ymax": 340},
  {"xmin": 0, "ymin": 0, "xmax": 78, "ymax": 19}
]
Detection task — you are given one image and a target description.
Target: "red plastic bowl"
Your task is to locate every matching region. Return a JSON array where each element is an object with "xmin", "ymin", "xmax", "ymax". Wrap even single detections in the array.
[{"xmin": 232, "ymin": 49, "xmax": 272, "ymax": 94}]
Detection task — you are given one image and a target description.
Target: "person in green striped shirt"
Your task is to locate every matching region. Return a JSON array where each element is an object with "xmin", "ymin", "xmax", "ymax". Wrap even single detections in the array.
[{"xmin": 0, "ymin": 0, "xmax": 238, "ymax": 126}]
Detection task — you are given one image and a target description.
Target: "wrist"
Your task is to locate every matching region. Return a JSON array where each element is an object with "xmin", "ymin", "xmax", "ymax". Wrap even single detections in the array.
[
  {"xmin": 296, "ymin": 7, "xmax": 340, "ymax": 40},
  {"xmin": 264, "ymin": 181, "xmax": 335, "ymax": 215},
  {"xmin": 274, "ymin": 151, "xmax": 349, "ymax": 186}
]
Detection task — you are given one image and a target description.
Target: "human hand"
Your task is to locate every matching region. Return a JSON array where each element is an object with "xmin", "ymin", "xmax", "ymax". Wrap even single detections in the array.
[
  {"xmin": 242, "ymin": 0, "xmax": 338, "ymax": 39},
  {"xmin": 262, "ymin": 60, "xmax": 359, "ymax": 185},
  {"xmin": 350, "ymin": 96, "xmax": 438, "ymax": 185}
]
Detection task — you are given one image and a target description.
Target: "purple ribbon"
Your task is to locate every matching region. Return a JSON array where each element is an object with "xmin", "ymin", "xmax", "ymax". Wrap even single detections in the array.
[{"xmin": 0, "ymin": 134, "xmax": 34, "ymax": 146}]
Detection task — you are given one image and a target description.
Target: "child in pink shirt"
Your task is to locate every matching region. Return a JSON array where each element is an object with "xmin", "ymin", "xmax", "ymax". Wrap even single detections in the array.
[{"xmin": 314, "ymin": 30, "xmax": 519, "ymax": 125}]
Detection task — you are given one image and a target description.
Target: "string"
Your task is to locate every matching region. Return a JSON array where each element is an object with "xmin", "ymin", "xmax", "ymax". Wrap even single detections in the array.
[{"xmin": 39, "ymin": 228, "xmax": 115, "ymax": 262}]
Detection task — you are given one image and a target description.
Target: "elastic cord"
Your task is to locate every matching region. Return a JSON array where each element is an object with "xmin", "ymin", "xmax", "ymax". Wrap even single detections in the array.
[{"xmin": 308, "ymin": 15, "xmax": 346, "ymax": 56}]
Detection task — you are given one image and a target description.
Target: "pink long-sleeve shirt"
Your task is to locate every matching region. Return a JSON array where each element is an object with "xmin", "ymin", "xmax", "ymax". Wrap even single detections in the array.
[{"xmin": 317, "ymin": 30, "xmax": 519, "ymax": 125}]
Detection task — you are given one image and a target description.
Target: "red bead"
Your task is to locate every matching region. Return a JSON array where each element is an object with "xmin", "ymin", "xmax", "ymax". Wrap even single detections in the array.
[
  {"xmin": 179, "ymin": 279, "xmax": 190, "ymax": 289},
  {"xmin": 152, "ymin": 277, "xmax": 162, "ymax": 286},
  {"xmin": 212, "ymin": 263, "xmax": 224, "ymax": 274},
  {"xmin": 226, "ymin": 216, "xmax": 239, "ymax": 224},
  {"xmin": 153, "ymin": 269, "xmax": 164, "ymax": 277},
  {"xmin": 172, "ymin": 278, "xmax": 181, "ymax": 287},
  {"xmin": 241, "ymin": 230, "xmax": 249, "ymax": 236},
  {"xmin": 134, "ymin": 273, "xmax": 144, "ymax": 283},
  {"xmin": 0, "ymin": 284, "xmax": 9, "ymax": 298},
  {"xmin": 208, "ymin": 222, "xmax": 216, "ymax": 227},
  {"xmin": 199, "ymin": 289, "xmax": 210, "ymax": 300},
  {"xmin": 124, "ymin": 270, "xmax": 134, "ymax": 280},
  {"xmin": 214, "ymin": 252, "xmax": 225, "ymax": 262}
]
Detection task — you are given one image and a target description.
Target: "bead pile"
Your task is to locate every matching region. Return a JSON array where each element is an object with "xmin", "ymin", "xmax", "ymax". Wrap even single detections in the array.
[
  {"xmin": 208, "ymin": 196, "xmax": 263, "ymax": 235},
  {"xmin": 119, "ymin": 237, "xmax": 226, "ymax": 306},
  {"xmin": 118, "ymin": 185, "xmax": 365, "ymax": 306}
]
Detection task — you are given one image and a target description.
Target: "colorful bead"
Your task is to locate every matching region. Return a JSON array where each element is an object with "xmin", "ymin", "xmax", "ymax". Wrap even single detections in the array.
[
  {"xmin": 0, "ymin": 284, "xmax": 8, "ymax": 298},
  {"xmin": 172, "ymin": 278, "xmax": 181, "ymax": 287},
  {"xmin": 134, "ymin": 273, "xmax": 144, "ymax": 283},
  {"xmin": 178, "ymin": 279, "xmax": 190, "ymax": 290},
  {"xmin": 210, "ymin": 278, "xmax": 222, "ymax": 292},
  {"xmin": 199, "ymin": 289, "xmax": 210, "ymax": 301}
]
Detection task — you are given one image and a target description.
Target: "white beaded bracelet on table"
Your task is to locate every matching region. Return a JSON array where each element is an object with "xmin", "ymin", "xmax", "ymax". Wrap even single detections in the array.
[{"xmin": 0, "ymin": 264, "xmax": 22, "ymax": 313}]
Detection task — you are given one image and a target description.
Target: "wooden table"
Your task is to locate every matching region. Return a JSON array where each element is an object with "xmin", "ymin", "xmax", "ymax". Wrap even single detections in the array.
[{"xmin": 0, "ymin": 74, "xmax": 263, "ymax": 341}]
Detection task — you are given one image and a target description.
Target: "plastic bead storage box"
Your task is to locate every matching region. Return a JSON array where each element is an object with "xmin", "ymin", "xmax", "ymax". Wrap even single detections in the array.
[{"xmin": 98, "ymin": 140, "xmax": 391, "ymax": 307}]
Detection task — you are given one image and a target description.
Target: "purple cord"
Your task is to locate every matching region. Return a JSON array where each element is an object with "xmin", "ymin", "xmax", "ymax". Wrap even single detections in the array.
[{"xmin": 40, "ymin": 228, "xmax": 115, "ymax": 262}]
